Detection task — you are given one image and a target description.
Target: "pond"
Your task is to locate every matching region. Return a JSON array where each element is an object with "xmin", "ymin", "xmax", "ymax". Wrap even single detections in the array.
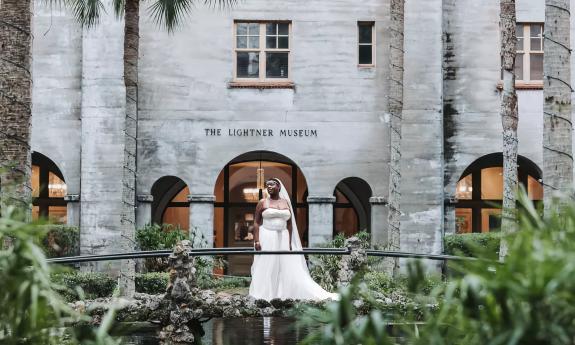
[{"xmin": 120, "ymin": 317, "xmax": 312, "ymax": 345}]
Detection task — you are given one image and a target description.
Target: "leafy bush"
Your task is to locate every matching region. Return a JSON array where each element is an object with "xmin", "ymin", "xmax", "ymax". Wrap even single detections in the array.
[
  {"xmin": 135, "ymin": 272, "xmax": 169, "ymax": 294},
  {"xmin": 309, "ymin": 231, "xmax": 376, "ymax": 291},
  {"xmin": 135, "ymin": 223, "xmax": 188, "ymax": 251},
  {"xmin": 199, "ymin": 275, "xmax": 251, "ymax": 291},
  {"xmin": 53, "ymin": 272, "xmax": 117, "ymax": 301},
  {"xmin": 444, "ymin": 232, "xmax": 500, "ymax": 259},
  {"xmin": 40, "ymin": 225, "xmax": 80, "ymax": 258}
]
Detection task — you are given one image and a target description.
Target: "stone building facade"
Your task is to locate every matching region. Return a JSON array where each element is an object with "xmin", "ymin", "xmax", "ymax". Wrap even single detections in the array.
[{"xmin": 30, "ymin": 0, "xmax": 560, "ymax": 273}]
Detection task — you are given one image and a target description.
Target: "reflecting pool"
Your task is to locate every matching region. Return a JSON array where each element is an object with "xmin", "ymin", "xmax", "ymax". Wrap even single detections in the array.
[{"xmin": 121, "ymin": 317, "xmax": 312, "ymax": 345}]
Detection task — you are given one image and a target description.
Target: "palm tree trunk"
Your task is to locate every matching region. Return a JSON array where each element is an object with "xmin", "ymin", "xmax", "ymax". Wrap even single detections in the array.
[
  {"xmin": 499, "ymin": 0, "xmax": 518, "ymax": 260},
  {"xmin": 543, "ymin": 0, "xmax": 572, "ymax": 208},
  {"xmin": 0, "ymin": 0, "xmax": 32, "ymax": 221},
  {"xmin": 119, "ymin": 0, "xmax": 139, "ymax": 297},
  {"xmin": 386, "ymin": 0, "xmax": 405, "ymax": 275}
]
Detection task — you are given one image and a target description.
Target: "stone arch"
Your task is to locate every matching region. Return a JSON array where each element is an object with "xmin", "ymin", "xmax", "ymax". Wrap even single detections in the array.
[
  {"xmin": 333, "ymin": 177, "xmax": 373, "ymax": 237},
  {"xmin": 31, "ymin": 151, "xmax": 67, "ymax": 223}
]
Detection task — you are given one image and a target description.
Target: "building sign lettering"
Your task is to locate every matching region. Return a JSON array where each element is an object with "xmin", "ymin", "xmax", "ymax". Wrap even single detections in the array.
[{"xmin": 204, "ymin": 128, "xmax": 318, "ymax": 137}]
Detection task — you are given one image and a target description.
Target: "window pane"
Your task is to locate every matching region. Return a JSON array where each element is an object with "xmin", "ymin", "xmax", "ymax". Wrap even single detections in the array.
[
  {"xmin": 481, "ymin": 167, "xmax": 503, "ymax": 200},
  {"xmin": 266, "ymin": 52, "xmax": 289, "ymax": 78},
  {"xmin": 163, "ymin": 207, "xmax": 189, "ymax": 231},
  {"xmin": 48, "ymin": 172, "xmax": 67, "ymax": 197},
  {"xmin": 278, "ymin": 36, "xmax": 289, "ymax": 49},
  {"xmin": 48, "ymin": 206, "xmax": 67, "ymax": 224},
  {"xmin": 266, "ymin": 23, "xmax": 276, "ymax": 35},
  {"xmin": 456, "ymin": 174, "xmax": 473, "ymax": 200},
  {"xmin": 530, "ymin": 24, "xmax": 541, "ymax": 38},
  {"xmin": 516, "ymin": 24, "xmax": 523, "ymax": 38},
  {"xmin": 32, "ymin": 206, "xmax": 39, "ymax": 221},
  {"xmin": 248, "ymin": 23, "xmax": 259, "ymax": 35},
  {"xmin": 359, "ymin": 45, "xmax": 372, "ymax": 64},
  {"xmin": 278, "ymin": 23, "xmax": 289, "ymax": 35},
  {"xmin": 358, "ymin": 24, "xmax": 372, "ymax": 44},
  {"xmin": 517, "ymin": 37, "xmax": 524, "ymax": 51},
  {"xmin": 455, "ymin": 208, "xmax": 472, "ymax": 234},
  {"xmin": 237, "ymin": 23, "xmax": 248, "ymax": 35},
  {"xmin": 248, "ymin": 36, "xmax": 259, "ymax": 49},
  {"xmin": 530, "ymin": 53, "xmax": 543, "ymax": 80},
  {"xmin": 236, "ymin": 36, "xmax": 247, "ymax": 49},
  {"xmin": 514, "ymin": 53, "xmax": 524, "ymax": 80},
  {"xmin": 266, "ymin": 36, "xmax": 276, "ymax": 49},
  {"xmin": 32, "ymin": 165, "xmax": 40, "ymax": 197},
  {"xmin": 530, "ymin": 37, "xmax": 541, "ymax": 51},
  {"xmin": 237, "ymin": 52, "xmax": 260, "ymax": 78},
  {"xmin": 334, "ymin": 207, "xmax": 359, "ymax": 238},
  {"xmin": 528, "ymin": 175, "xmax": 543, "ymax": 200},
  {"xmin": 481, "ymin": 208, "xmax": 501, "ymax": 232}
]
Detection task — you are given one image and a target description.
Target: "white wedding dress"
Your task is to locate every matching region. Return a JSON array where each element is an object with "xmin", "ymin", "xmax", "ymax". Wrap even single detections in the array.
[{"xmin": 248, "ymin": 207, "xmax": 339, "ymax": 301}]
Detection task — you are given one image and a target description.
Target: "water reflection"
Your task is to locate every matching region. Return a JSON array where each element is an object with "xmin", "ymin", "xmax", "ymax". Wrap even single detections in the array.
[{"xmin": 122, "ymin": 317, "xmax": 310, "ymax": 345}]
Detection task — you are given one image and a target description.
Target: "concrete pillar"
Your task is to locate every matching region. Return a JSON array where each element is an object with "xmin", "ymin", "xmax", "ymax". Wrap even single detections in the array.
[
  {"xmin": 188, "ymin": 194, "xmax": 215, "ymax": 247},
  {"xmin": 369, "ymin": 196, "xmax": 388, "ymax": 247},
  {"xmin": 64, "ymin": 194, "xmax": 80, "ymax": 227},
  {"xmin": 136, "ymin": 194, "xmax": 154, "ymax": 229},
  {"xmin": 444, "ymin": 194, "xmax": 457, "ymax": 236},
  {"xmin": 307, "ymin": 195, "xmax": 336, "ymax": 246}
]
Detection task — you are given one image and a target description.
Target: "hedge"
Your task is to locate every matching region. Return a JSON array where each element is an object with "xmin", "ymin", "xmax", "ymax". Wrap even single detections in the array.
[
  {"xmin": 40, "ymin": 225, "xmax": 80, "ymax": 258},
  {"xmin": 444, "ymin": 232, "xmax": 501, "ymax": 259}
]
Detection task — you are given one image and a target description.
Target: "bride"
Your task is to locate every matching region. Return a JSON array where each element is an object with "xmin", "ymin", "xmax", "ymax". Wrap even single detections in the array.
[{"xmin": 248, "ymin": 178, "xmax": 339, "ymax": 301}]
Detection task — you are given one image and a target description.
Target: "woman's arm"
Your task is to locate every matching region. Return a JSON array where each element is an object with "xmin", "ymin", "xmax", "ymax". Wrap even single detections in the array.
[{"xmin": 254, "ymin": 200, "xmax": 264, "ymax": 251}]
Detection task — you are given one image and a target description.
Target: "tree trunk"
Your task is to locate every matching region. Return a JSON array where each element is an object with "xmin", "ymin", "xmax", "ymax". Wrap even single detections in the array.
[
  {"xmin": 0, "ymin": 0, "xmax": 33, "ymax": 221},
  {"xmin": 119, "ymin": 0, "xmax": 139, "ymax": 297},
  {"xmin": 543, "ymin": 0, "xmax": 572, "ymax": 208},
  {"xmin": 499, "ymin": 0, "xmax": 518, "ymax": 260},
  {"xmin": 386, "ymin": 0, "xmax": 405, "ymax": 275}
]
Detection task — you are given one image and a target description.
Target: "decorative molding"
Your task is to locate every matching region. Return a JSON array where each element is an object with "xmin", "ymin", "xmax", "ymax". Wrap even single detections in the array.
[
  {"xmin": 64, "ymin": 194, "xmax": 80, "ymax": 202},
  {"xmin": 369, "ymin": 196, "xmax": 387, "ymax": 205},
  {"xmin": 188, "ymin": 194, "xmax": 216, "ymax": 203},
  {"xmin": 137, "ymin": 194, "xmax": 154, "ymax": 203},
  {"xmin": 307, "ymin": 196, "xmax": 336, "ymax": 204}
]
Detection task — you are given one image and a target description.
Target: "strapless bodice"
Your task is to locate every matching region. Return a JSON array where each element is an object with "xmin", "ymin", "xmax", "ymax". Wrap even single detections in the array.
[{"xmin": 262, "ymin": 208, "xmax": 291, "ymax": 231}]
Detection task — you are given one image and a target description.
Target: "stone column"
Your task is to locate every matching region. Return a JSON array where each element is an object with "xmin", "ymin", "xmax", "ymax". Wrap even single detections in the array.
[
  {"xmin": 444, "ymin": 194, "xmax": 457, "ymax": 236},
  {"xmin": 369, "ymin": 196, "xmax": 388, "ymax": 247},
  {"xmin": 307, "ymin": 195, "xmax": 336, "ymax": 246},
  {"xmin": 188, "ymin": 194, "xmax": 215, "ymax": 247},
  {"xmin": 136, "ymin": 194, "xmax": 154, "ymax": 229},
  {"xmin": 64, "ymin": 194, "xmax": 80, "ymax": 227}
]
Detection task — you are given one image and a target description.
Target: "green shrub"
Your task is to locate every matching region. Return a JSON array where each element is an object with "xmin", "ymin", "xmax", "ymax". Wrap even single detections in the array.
[
  {"xmin": 444, "ymin": 232, "xmax": 500, "ymax": 259},
  {"xmin": 309, "ymin": 231, "xmax": 376, "ymax": 291},
  {"xmin": 39, "ymin": 225, "xmax": 80, "ymax": 258},
  {"xmin": 135, "ymin": 272, "xmax": 169, "ymax": 294},
  {"xmin": 199, "ymin": 276, "xmax": 251, "ymax": 291},
  {"xmin": 53, "ymin": 272, "xmax": 117, "ymax": 301}
]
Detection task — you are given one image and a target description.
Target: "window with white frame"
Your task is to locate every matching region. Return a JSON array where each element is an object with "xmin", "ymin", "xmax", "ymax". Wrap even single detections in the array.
[
  {"xmin": 234, "ymin": 21, "xmax": 291, "ymax": 81},
  {"xmin": 515, "ymin": 23, "xmax": 543, "ymax": 82},
  {"xmin": 358, "ymin": 22, "xmax": 375, "ymax": 66}
]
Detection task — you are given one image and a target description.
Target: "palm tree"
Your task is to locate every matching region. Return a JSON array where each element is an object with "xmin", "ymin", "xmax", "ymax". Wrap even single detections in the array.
[
  {"xmin": 543, "ymin": 0, "xmax": 572, "ymax": 206},
  {"xmin": 64, "ymin": 0, "xmax": 235, "ymax": 296},
  {"xmin": 499, "ymin": 0, "xmax": 518, "ymax": 260},
  {"xmin": 0, "ymin": 0, "xmax": 33, "ymax": 220},
  {"xmin": 386, "ymin": 0, "xmax": 405, "ymax": 275}
]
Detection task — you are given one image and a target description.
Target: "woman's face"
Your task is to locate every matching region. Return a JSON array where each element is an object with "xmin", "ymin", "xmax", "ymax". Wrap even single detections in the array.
[{"xmin": 266, "ymin": 180, "xmax": 280, "ymax": 196}]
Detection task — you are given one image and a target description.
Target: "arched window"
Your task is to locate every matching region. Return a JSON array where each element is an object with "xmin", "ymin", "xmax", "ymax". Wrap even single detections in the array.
[
  {"xmin": 333, "ymin": 177, "xmax": 372, "ymax": 237},
  {"xmin": 31, "ymin": 152, "xmax": 67, "ymax": 223},
  {"xmin": 455, "ymin": 153, "xmax": 543, "ymax": 233},
  {"xmin": 214, "ymin": 151, "xmax": 308, "ymax": 275},
  {"xmin": 151, "ymin": 176, "xmax": 189, "ymax": 230}
]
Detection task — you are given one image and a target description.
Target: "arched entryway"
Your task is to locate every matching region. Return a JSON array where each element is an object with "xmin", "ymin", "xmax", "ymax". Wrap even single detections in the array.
[
  {"xmin": 151, "ymin": 176, "xmax": 190, "ymax": 230},
  {"xmin": 333, "ymin": 177, "xmax": 372, "ymax": 237},
  {"xmin": 454, "ymin": 153, "xmax": 543, "ymax": 233},
  {"xmin": 32, "ymin": 152, "xmax": 67, "ymax": 223},
  {"xmin": 214, "ymin": 151, "xmax": 308, "ymax": 275}
]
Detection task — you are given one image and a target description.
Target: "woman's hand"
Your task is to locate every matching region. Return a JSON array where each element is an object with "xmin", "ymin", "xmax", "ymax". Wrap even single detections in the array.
[{"xmin": 255, "ymin": 242, "xmax": 262, "ymax": 251}]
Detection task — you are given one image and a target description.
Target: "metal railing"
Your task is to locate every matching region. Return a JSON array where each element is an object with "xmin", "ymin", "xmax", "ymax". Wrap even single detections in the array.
[{"xmin": 46, "ymin": 247, "xmax": 476, "ymax": 265}]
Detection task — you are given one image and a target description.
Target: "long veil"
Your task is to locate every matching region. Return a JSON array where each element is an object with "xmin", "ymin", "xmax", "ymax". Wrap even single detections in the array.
[{"xmin": 272, "ymin": 178, "xmax": 310, "ymax": 274}]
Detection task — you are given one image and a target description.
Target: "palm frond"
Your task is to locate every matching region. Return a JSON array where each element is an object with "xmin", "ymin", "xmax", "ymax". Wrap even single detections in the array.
[
  {"xmin": 59, "ymin": 0, "xmax": 106, "ymax": 28},
  {"xmin": 113, "ymin": 0, "xmax": 126, "ymax": 18},
  {"xmin": 149, "ymin": 0, "xmax": 239, "ymax": 33}
]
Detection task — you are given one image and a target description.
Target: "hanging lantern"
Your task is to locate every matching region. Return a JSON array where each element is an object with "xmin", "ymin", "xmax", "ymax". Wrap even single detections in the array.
[{"xmin": 257, "ymin": 166, "xmax": 265, "ymax": 199}]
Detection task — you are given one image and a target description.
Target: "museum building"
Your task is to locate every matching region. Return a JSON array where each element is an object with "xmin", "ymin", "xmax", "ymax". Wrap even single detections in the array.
[{"xmin": 30, "ymin": 0, "xmax": 552, "ymax": 273}]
